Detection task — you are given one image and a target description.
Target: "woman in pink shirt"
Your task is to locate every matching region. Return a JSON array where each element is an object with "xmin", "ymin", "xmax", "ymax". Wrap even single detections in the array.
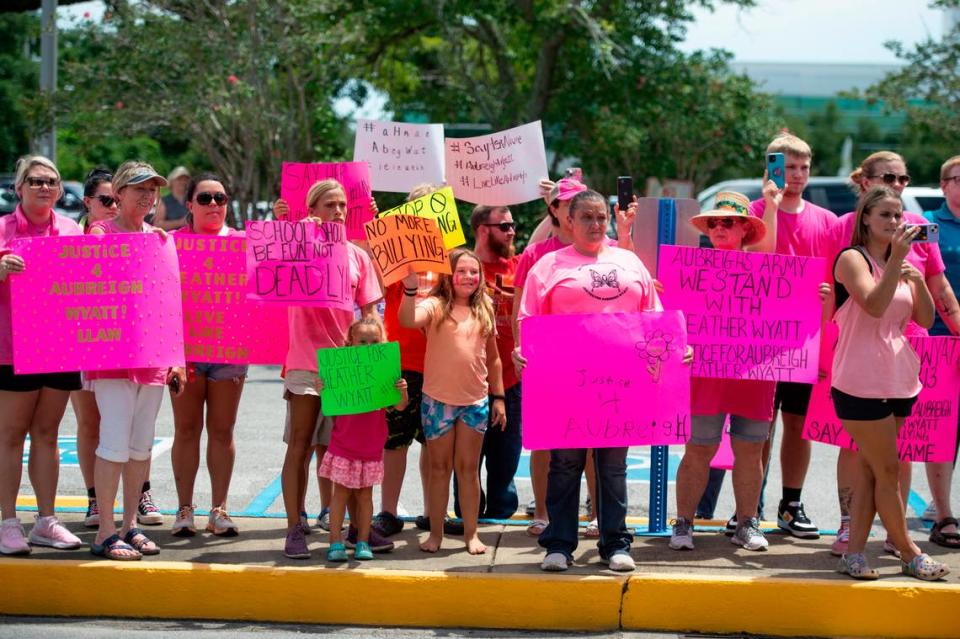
[
  {"xmin": 274, "ymin": 179, "xmax": 383, "ymax": 559},
  {"xmin": 832, "ymin": 186, "xmax": 948, "ymax": 580},
  {"xmin": 669, "ymin": 190, "xmax": 778, "ymax": 553},
  {"xmin": 0, "ymin": 155, "xmax": 83, "ymax": 556},
  {"xmin": 830, "ymin": 151, "xmax": 960, "ymax": 556},
  {"xmin": 86, "ymin": 161, "xmax": 187, "ymax": 560},
  {"xmin": 169, "ymin": 173, "xmax": 247, "ymax": 539},
  {"xmin": 515, "ymin": 190, "xmax": 688, "ymax": 573}
]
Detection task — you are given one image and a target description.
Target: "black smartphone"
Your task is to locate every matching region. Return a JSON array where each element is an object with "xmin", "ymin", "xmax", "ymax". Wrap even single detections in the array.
[
  {"xmin": 168, "ymin": 376, "xmax": 181, "ymax": 394},
  {"xmin": 617, "ymin": 176, "xmax": 633, "ymax": 212}
]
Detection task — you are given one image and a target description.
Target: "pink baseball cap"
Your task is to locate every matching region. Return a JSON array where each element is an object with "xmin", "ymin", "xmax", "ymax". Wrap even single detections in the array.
[{"xmin": 546, "ymin": 178, "xmax": 587, "ymax": 206}]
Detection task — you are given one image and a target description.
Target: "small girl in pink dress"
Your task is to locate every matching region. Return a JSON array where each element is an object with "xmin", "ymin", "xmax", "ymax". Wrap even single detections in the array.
[{"xmin": 317, "ymin": 317, "xmax": 407, "ymax": 562}]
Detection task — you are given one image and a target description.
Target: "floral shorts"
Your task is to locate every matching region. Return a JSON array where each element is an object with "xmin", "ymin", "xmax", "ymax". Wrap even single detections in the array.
[
  {"xmin": 318, "ymin": 452, "xmax": 384, "ymax": 490},
  {"xmin": 420, "ymin": 394, "xmax": 489, "ymax": 441}
]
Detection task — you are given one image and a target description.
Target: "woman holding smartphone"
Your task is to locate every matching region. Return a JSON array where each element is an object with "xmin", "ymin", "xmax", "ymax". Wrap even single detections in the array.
[{"xmin": 832, "ymin": 185, "xmax": 948, "ymax": 580}]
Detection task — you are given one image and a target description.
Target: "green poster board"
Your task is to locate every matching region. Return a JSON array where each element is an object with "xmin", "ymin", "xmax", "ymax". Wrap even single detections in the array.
[{"xmin": 316, "ymin": 341, "xmax": 402, "ymax": 416}]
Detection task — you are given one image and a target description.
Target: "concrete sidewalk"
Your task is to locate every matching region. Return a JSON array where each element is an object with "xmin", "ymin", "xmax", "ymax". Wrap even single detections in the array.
[{"xmin": 2, "ymin": 511, "xmax": 958, "ymax": 638}]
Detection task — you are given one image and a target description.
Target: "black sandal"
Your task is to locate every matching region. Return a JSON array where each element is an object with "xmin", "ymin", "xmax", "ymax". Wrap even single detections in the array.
[
  {"xmin": 124, "ymin": 528, "xmax": 160, "ymax": 555},
  {"xmin": 929, "ymin": 517, "xmax": 960, "ymax": 549}
]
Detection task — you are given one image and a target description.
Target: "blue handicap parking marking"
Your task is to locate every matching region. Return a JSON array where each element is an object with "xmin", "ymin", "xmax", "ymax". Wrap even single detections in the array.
[
  {"xmin": 22, "ymin": 436, "xmax": 173, "ymax": 467},
  {"xmin": 514, "ymin": 451, "xmax": 682, "ymax": 483}
]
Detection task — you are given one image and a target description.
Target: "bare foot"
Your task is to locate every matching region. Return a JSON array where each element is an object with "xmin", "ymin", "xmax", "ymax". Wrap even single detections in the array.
[
  {"xmin": 420, "ymin": 535, "xmax": 442, "ymax": 553},
  {"xmin": 466, "ymin": 535, "xmax": 486, "ymax": 555}
]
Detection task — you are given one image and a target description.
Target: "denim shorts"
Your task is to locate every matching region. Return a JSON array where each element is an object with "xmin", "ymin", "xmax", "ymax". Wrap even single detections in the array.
[
  {"xmin": 421, "ymin": 394, "xmax": 488, "ymax": 441},
  {"xmin": 191, "ymin": 362, "xmax": 248, "ymax": 382},
  {"xmin": 689, "ymin": 413, "xmax": 770, "ymax": 446}
]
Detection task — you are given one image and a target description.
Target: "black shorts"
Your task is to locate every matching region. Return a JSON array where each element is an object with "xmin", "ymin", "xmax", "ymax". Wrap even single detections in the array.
[
  {"xmin": 0, "ymin": 365, "xmax": 82, "ymax": 393},
  {"xmin": 830, "ymin": 387, "xmax": 918, "ymax": 421},
  {"xmin": 385, "ymin": 370, "xmax": 425, "ymax": 449},
  {"xmin": 774, "ymin": 381, "xmax": 814, "ymax": 416}
]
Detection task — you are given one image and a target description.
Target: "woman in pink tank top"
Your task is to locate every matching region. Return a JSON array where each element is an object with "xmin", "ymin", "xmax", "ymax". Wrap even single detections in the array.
[{"xmin": 832, "ymin": 186, "xmax": 948, "ymax": 581}]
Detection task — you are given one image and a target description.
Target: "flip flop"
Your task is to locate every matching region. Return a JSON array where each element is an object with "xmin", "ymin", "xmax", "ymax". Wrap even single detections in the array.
[
  {"xmin": 124, "ymin": 528, "xmax": 160, "ymax": 555},
  {"xmin": 526, "ymin": 519, "xmax": 548, "ymax": 536},
  {"xmin": 90, "ymin": 534, "xmax": 141, "ymax": 561},
  {"xmin": 930, "ymin": 517, "xmax": 960, "ymax": 549}
]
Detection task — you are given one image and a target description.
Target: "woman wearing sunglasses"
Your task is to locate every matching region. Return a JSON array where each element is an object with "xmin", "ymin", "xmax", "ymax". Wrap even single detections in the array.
[
  {"xmin": 0, "ymin": 155, "xmax": 84, "ymax": 555},
  {"xmin": 669, "ymin": 190, "xmax": 780, "ymax": 553},
  {"xmin": 169, "ymin": 174, "xmax": 246, "ymax": 539},
  {"xmin": 827, "ymin": 151, "xmax": 960, "ymax": 558}
]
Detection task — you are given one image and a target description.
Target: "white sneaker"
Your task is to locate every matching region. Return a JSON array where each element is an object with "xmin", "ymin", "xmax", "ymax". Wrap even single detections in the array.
[
  {"xmin": 607, "ymin": 552, "xmax": 636, "ymax": 572},
  {"xmin": 731, "ymin": 517, "xmax": 768, "ymax": 551},
  {"xmin": 922, "ymin": 503, "xmax": 938, "ymax": 522},
  {"xmin": 669, "ymin": 517, "xmax": 695, "ymax": 550},
  {"xmin": 541, "ymin": 552, "xmax": 571, "ymax": 572},
  {"xmin": 171, "ymin": 505, "xmax": 196, "ymax": 537}
]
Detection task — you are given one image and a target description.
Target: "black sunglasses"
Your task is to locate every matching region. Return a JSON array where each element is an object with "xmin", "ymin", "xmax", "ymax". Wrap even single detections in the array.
[
  {"xmin": 196, "ymin": 192, "xmax": 229, "ymax": 206},
  {"xmin": 869, "ymin": 172, "xmax": 910, "ymax": 186},
  {"xmin": 25, "ymin": 177, "xmax": 60, "ymax": 189},
  {"xmin": 95, "ymin": 195, "xmax": 118, "ymax": 207},
  {"xmin": 706, "ymin": 217, "xmax": 738, "ymax": 230},
  {"xmin": 481, "ymin": 222, "xmax": 516, "ymax": 232}
]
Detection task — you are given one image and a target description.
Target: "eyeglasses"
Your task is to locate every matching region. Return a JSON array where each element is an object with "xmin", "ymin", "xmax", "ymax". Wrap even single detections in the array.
[
  {"xmin": 575, "ymin": 215, "xmax": 608, "ymax": 227},
  {"xmin": 95, "ymin": 195, "xmax": 117, "ymax": 207},
  {"xmin": 706, "ymin": 217, "xmax": 738, "ymax": 230},
  {"xmin": 196, "ymin": 192, "xmax": 229, "ymax": 206},
  {"xmin": 481, "ymin": 222, "xmax": 516, "ymax": 232},
  {"xmin": 868, "ymin": 173, "xmax": 911, "ymax": 186},
  {"xmin": 25, "ymin": 177, "xmax": 60, "ymax": 190},
  {"xmin": 944, "ymin": 176, "xmax": 960, "ymax": 186}
]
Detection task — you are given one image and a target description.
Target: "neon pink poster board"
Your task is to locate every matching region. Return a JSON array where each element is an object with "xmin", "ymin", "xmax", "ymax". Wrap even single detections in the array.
[
  {"xmin": 176, "ymin": 234, "xmax": 289, "ymax": 365},
  {"xmin": 803, "ymin": 334, "xmax": 960, "ymax": 463},
  {"xmin": 279, "ymin": 162, "xmax": 372, "ymax": 239},
  {"xmin": 10, "ymin": 234, "xmax": 185, "ymax": 374},
  {"xmin": 657, "ymin": 245, "xmax": 824, "ymax": 383},
  {"xmin": 245, "ymin": 220, "xmax": 352, "ymax": 311},
  {"xmin": 709, "ymin": 420, "xmax": 735, "ymax": 471},
  {"xmin": 521, "ymin": 311, "xmax": 691, "ymax": 450}
]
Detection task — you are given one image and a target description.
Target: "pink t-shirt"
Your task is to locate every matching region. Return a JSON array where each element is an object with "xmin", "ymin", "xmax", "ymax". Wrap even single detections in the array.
[
  {"xmin": 519, "ymin": 245, "xmax": 661, "ymax": 319},
  {"xmin": 514, "ymin": 235, "xmax": 615, "ymax": 289},
  {"xmin": 0, "ymin": 206, "xmax": 82, "ymax": 365},
  {"xmin": 286, "ymin": 241, "xmax": 382, "ymax": 372},
  {"xmin": 420, "ymin": 296, "xmax": 491, "ymax": 405},
  {"xmin": 831, "ymin": 211, "xmax": 945, "ymax": 338},
  {"xmin": 832, "ymin": 250, "xmax": 921, "ymax": 399},
  {"xmin": 85, "ymin": 217, "xmax": 168, "ymax": 385},
  {"xmin": 327, "ymin": 409, "xmax": 388, "ymax": 462},
  {"xmin": 749, "ymin": 198, "xmax": 838, "ymax": 275}
]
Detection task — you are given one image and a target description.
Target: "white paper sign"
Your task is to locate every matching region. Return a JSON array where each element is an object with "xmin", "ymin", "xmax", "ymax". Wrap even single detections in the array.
[
  {"xmin": 445, "ymin": 121, "xmax": 548, "ymax": 206},
  {"xmin": 353, "ymin": 119, "xmax": 446, "ymax": 193}
]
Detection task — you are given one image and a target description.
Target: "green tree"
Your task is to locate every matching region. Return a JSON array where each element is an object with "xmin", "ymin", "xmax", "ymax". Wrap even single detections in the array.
[
  {"xmin": 60, "ymin": 0, "xmax": 353, "ymax": 222},
  {"xmin": 0, "ymin": 12, "xmax": 39, "ymax": 171},
  {"xmin": 866, "ymin": 0, "xmax": 960, "ymax": 150}
]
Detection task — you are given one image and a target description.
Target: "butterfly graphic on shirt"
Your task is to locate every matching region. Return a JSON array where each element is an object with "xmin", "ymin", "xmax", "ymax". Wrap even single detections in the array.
[{"xmin": 580, "ymin": 263, "xmax": 628, "ymax": 301}]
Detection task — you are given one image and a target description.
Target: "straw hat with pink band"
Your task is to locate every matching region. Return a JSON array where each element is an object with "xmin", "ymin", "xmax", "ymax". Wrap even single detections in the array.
[{"xmin": 689, "ymin": 191, "xmax": 766, "ymax": 247}]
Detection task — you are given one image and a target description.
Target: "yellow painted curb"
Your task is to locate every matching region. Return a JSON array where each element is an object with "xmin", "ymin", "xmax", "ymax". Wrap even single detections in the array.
[
  {"xmin": 0, "ymin": 559, "xmax": 624, "ymax": 631},
  {"xmin": 621, "ymin": 573, "xmax": 960, "ymax": 638},
  {"xmin": 16, "ymin": 496, "xmax": 93, "ymax": 508}
]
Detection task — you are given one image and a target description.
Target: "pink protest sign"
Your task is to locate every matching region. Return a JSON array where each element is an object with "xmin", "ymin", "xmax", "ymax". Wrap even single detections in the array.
[
  {"xmin": 657, "ymin": 245, "xmax": 824, "ymax": 383},
  {"xmin": 279, "ymin": 161, "xmax": 372, "ymax": 239},
  {"xmin": 176, "ymin": 234, "xmax": 289, "ymax": 365},
  {"xmin": 803, "ymin": 335, "xmax": 960, "ymax": 463},
  {"xmin": 10, "ymin": 234, "xmax": 185, "ymax": 374},
  {"xmin": 521, "ymin": 311, "xmax": 691, "ymax": 450},
  {"xmin": 245, "ymin": 220, "xmax": 351, "ymax": 311}
]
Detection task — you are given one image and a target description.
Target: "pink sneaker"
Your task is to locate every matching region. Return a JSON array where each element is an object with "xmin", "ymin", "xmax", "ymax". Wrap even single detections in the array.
[
  {"xmin": 29, "ymin": 515, "xmax": 82, "ymax": 550},
  {"xmin": 0, "ymin": 518, "xmax": 31, "ymax": 555},
  {"xmin": 830, "ymin": 521, "xmax": 850, "ymax": 557}
]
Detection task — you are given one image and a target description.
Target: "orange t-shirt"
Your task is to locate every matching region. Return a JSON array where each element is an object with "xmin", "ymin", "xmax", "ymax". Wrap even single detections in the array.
[
  {"xmin": 420, "ymin": 297, "xmax": 490, "ymax": 405},
  {"xmin": 482, "ymin": 256, "xmax": 519, "ymax": 389},
  {"xmin": 382, "ymin": 272, "xmax": 436, "ymax": 373}
]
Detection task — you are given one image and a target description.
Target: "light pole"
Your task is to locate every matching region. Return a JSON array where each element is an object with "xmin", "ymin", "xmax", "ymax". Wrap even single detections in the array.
[{"xmin": 37, "ymin": 0, "xmax": 57, "ymax": 161}]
